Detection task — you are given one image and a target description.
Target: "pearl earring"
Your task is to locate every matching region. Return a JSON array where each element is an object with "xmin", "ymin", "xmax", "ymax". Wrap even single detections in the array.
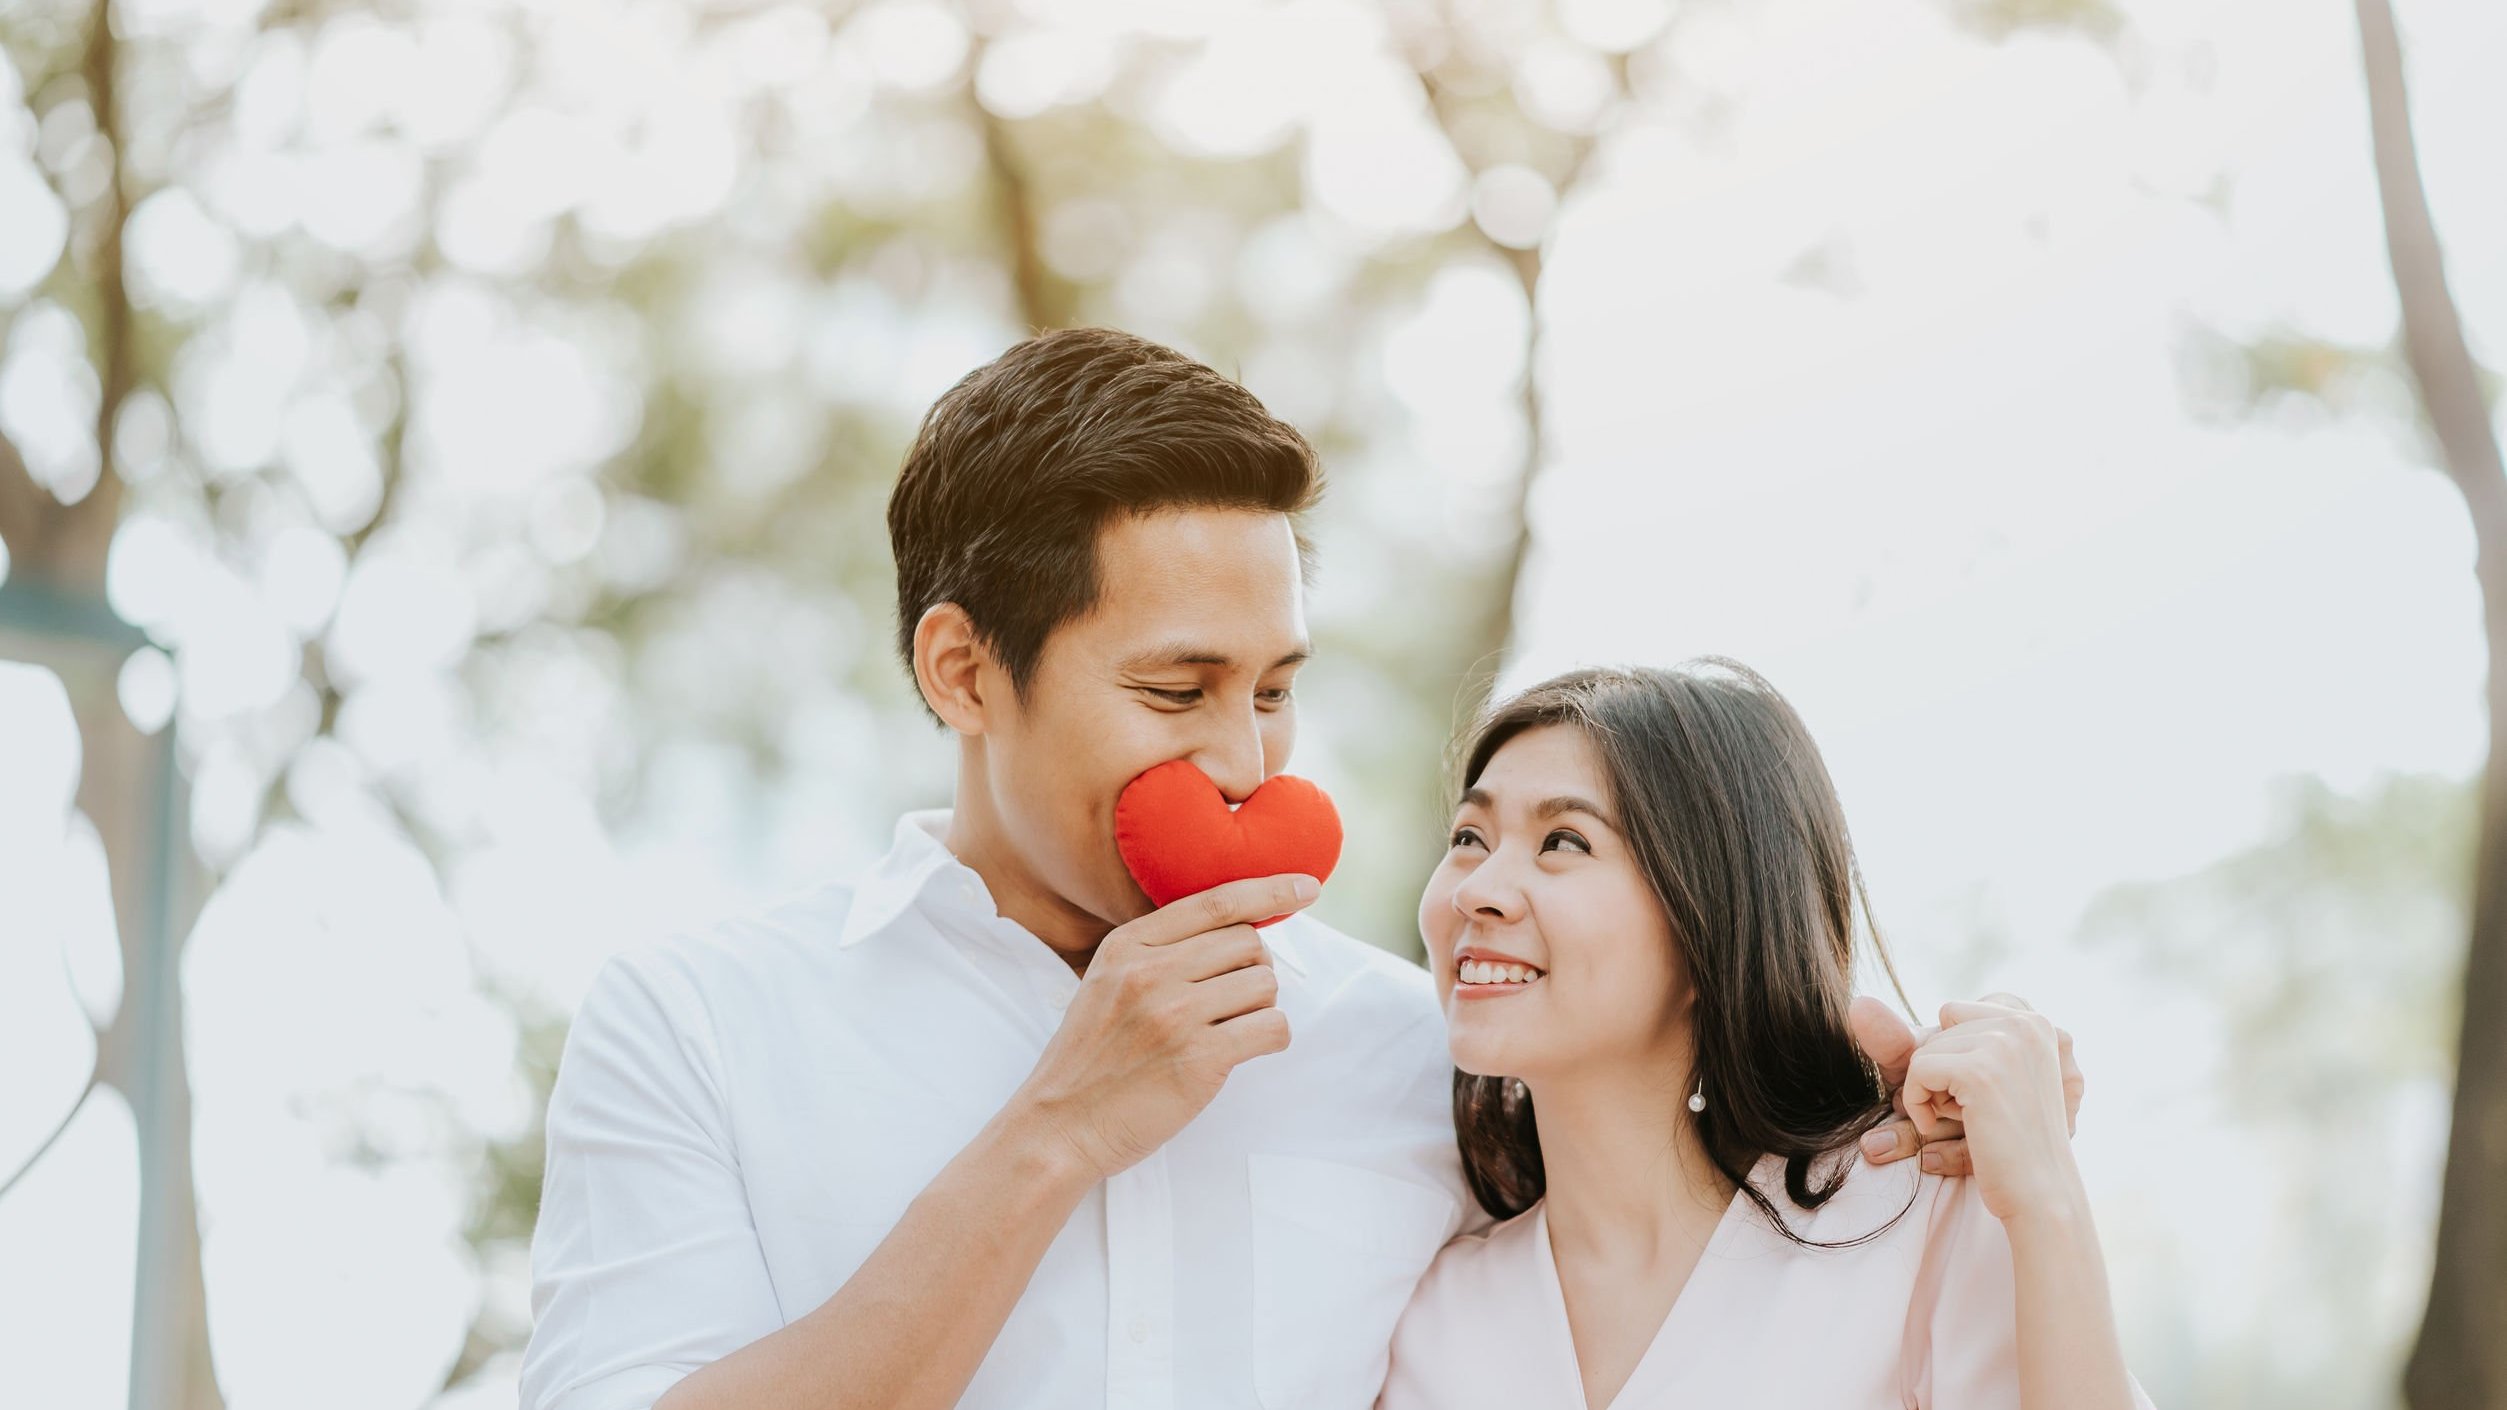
[{"xmin": 1687, "ymin": 1081, "xmax": 1706, "ymax": 1114}]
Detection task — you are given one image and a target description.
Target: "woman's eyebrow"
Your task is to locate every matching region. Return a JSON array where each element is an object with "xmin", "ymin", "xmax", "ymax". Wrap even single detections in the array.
[
  {"xmin": 1456, "ymin": 787, "xmax": 1614, "ymax": 828},
  {"xmin": 1533, "ymin": 794, "xmax": 1614, "ymax": 826}
]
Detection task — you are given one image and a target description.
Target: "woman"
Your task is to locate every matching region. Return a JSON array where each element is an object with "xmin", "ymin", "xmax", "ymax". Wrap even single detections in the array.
[{"xmin": 1378, "ymin": 662, "xmax": 2152, "ymax": 1409}]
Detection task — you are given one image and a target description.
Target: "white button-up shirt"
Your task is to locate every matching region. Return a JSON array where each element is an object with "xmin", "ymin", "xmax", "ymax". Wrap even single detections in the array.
[{"xmin": 522, "ymin": 811, "xmax": 1471, "ymax": 1410}]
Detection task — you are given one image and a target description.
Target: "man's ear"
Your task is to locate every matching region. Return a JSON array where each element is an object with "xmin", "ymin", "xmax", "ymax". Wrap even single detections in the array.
[{"xmin": 912, "ymin": 603, "xmax": 996, "ymax": 735}]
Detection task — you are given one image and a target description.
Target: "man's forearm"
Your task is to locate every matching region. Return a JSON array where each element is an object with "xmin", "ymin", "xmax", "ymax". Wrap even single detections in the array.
[
  {"xmin": 2005, "ymin": 1184, "xmax": 2137, "ymax": 1410},
  {"xmin": 656, "ymin": 1103, "xmax": 1097, "ymax": 1410}
]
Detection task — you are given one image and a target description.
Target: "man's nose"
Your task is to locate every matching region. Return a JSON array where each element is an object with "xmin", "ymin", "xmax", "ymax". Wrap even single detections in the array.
[{"xmin": 1192, "ymin": 716, "xmax": 1268, "ymax": 804}]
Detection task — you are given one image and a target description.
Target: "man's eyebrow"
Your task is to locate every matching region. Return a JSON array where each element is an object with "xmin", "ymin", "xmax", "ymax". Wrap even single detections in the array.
[
  {"xmin": 1455, "ymin": 787, "xmax": 1616, "ymax": 827},
  {"xmin": 1117, "ymin": 642, "xmax": 1312, "ymax": 672}
]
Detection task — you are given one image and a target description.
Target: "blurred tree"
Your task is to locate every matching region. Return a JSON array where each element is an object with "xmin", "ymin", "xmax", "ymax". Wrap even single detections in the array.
[
  {"xmin": 2346, "ymin": 2, "xmax": 2507, "ymax": 1402},
  {"xmin": 2085, "ymin": 774, "xmax": 2475, "ymax": 1408},
  {"xmin": 1959, "ymin": 0, "xmax": 2504, "ymax": 1395},
  {"xmin": 0, "ymin": 0, "xmax": 223, "ymax": 1403},
  {"xmin": 1378, "ymin": 0, "xmax": 1636, "ymax": 946},
  {"xmin": 2170, "ymin": 6, "xmax": 2507, "ymax": 1401}
]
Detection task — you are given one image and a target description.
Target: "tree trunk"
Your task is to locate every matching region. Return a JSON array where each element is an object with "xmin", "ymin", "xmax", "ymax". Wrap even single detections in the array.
[
  {"xmin": 0, "ymin": 0, "xmax": 228, "ymax": 1403},
  {"xmin": 2352, "ymin": 1, "xmax": 2507, "ymax": 1405},
  {"xmin": 965, "ymin": 30, "xmax": 1070, "ymax": 335}
]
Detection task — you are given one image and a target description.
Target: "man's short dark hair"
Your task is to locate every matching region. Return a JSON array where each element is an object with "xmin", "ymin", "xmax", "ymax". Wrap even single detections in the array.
[{"xmin": 888, "ymin": 327, "xmax": 1322, "ymax": 704}]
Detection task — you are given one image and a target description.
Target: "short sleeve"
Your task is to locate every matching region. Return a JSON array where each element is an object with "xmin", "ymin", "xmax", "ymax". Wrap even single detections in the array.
[
  {"xmin": 1903, "ymin": 1177, "xmax": 2157, "ymax": 1410},
  {"xmin": 519, "ymin": 949, "xmax": 786, "ymax": 1410}
]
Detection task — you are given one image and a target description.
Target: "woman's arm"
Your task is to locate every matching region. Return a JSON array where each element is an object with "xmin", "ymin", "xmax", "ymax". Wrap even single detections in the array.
[
  {"xmin": 1904, "ymin": 1002, "xmax": 2140, "ymax": 1410},
  {"xmin": 2003, "ymin": 1176, "xmax": 2138, "ymax": 1410}
]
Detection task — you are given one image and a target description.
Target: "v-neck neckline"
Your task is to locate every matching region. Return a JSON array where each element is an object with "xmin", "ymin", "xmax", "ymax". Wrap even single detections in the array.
[{"xmin": 1533, "ymin": 1157, "xmax": 1772, "ymax": 1410}]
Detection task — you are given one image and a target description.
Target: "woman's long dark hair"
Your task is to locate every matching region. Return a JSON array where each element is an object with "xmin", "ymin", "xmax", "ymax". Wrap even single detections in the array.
[{"xmin": 1450, "ymin": 660, "xmax": 1914, "ymax": 1247}]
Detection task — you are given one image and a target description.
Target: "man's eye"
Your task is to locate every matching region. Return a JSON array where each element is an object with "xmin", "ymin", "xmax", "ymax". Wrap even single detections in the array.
[
  {"xmin": 1146, "ymin": 688, "xmax": 1202, "ymax": 705},
  {"xmin": 1257, "ymin": 687, "xmax": 1294, "ymax": 706},
  {"xmin": 1543, "ymin": 830, "xmax": 1591, "ymax": 854}
]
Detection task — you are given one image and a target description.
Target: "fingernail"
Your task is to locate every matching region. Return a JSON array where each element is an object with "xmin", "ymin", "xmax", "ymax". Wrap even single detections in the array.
[
  {"xmin": 1860, "ymin": 1129, "xmax": 1894, "ymax": 1159},
  {"xmin": 1920, "ymin": 1150, "xmax": 1944, "ymax": 1174},
  {"xmin": 1292, "ymin": 875, "xmax": 1321, "ymax": 902}
]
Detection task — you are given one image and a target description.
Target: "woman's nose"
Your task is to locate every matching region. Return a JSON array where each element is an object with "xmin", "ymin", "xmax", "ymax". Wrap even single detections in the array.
[{"xmin": 1451, "ymin": 854, "xmax": 1523, "ymax": 921}]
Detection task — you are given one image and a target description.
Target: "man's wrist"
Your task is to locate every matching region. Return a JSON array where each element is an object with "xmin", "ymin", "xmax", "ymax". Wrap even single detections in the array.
[{"xmin": 982, "ymin": 1098, "xmax": 1104, "ymax": 1200}]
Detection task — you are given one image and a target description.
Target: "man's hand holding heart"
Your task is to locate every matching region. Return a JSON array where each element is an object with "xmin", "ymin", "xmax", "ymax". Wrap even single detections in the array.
[{"xmin": 1012, "ymin": 760, "xmax": 1348, "ymax": 1184}]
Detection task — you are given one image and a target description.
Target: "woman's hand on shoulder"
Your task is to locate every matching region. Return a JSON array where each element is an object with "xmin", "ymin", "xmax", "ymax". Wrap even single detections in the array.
[
  {"xmin": 1900, "ymin": 999, "xmax": 2090, "ymax": 1224},
  {"xmin": 1849, "ymin": 993, "xmax": 2085, "ymax": 1182}
]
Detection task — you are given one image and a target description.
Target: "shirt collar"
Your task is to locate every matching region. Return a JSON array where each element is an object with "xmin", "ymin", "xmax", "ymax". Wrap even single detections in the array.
[
  {"xmin": 837, "ymin": 810, "xmax": 972, "ymax": 947},
  {"xmin": 835, "ymin": 809, "xmax": 1312, "ymax": 979}
]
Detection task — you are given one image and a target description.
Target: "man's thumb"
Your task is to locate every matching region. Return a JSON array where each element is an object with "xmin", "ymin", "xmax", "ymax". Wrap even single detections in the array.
[{"xmin": 1848, "ymin": 994, "xmax": 1919, "ymax": 1087}]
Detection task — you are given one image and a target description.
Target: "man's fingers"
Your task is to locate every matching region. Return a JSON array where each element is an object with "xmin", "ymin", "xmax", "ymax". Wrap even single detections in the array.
[
  {"xmin": 1918, "ymin": 1139, "xmax": 1972, "ymax": 1177},
  {"xmin": 1212, "ymin": 1004, "xmax": 1292, "ymax": 1063},
  {"xmin": 1860, "ymin": 1117, "xmax": 1917, "ymax": 1163},
  {"xmin": 1848, "ymin": 995, "xmax": 1921, "ymax": 1088},
  {"xmin": 1171, "ymin": 924, "xmax": 1269, "ymax": 982},
  {"xmin": 1133, "ymin": 874, "xmax": 1321, "ymax": 946},
  {"xmin": 1191, "ymin": 962, "xmax": 1280, "ymax": 1023}
]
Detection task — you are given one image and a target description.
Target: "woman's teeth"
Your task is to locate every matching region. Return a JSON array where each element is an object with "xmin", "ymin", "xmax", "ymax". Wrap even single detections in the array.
[{"xmin": 1457, "ymin": 960, "xmax": 1543, "ymax": 986}]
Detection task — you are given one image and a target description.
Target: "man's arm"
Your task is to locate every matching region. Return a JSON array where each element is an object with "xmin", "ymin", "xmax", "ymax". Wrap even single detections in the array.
[
  {"xmin": 632, "ymin": 873, "xmax": 1315, "ymax": 1410},
  {"xmin": 651, "ymin": 1101, "xmax": 1093, "ymax": 1410}
]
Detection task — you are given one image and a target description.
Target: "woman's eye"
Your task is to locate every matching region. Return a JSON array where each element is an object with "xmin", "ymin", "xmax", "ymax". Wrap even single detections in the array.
[
  {"xmin": 1543, "ymin": 830, "xmax": 1591, "ymax": 854},
  {"xmin": 1449, "ymin": 827, "xmax": 1484, "ymax": 850}
]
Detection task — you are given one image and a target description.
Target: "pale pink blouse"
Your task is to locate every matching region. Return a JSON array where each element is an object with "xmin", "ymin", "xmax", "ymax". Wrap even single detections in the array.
[{"xmin": 1378, "ymin": 1152, "xmax": 2156, "ymax": 1409}]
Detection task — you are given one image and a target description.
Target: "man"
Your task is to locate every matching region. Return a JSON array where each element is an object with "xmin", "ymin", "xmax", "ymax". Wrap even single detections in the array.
[{"xmin": 520, "ymin": 328, "xmax": 2069, "ymax": 1410}]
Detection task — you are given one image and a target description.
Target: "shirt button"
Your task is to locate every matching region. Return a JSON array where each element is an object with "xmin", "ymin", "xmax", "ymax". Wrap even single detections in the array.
[{"xmin": 1128, "ymin": 1315, "xmax": 1150, "ymax": 1344}]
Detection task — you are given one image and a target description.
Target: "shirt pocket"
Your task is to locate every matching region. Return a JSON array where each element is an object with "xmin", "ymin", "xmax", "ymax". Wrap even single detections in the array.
[{"xmin": 1249, "ymin": 1153, "xmax": 1459, "ymax": 1410}]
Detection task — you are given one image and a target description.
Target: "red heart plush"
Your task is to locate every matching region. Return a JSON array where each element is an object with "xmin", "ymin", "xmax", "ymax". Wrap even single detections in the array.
[{"xmin": 1114, "ymin": 759, "xmax": 1343, "ymax": 928}]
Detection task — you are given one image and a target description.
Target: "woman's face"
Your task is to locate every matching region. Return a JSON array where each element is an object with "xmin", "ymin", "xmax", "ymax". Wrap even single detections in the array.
[{"xmin": 1419, "ymin": 724, "xmax": 1693, "ymax": 1083}]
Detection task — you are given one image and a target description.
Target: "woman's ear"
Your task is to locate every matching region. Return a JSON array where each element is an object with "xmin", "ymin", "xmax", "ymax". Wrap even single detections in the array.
[{"xmin": 912, "ymin": 603, "xmax": 992, "ymax": 735}]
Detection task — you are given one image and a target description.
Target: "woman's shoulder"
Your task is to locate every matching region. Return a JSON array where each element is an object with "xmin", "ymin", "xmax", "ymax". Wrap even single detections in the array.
[
  {"xmin": 1393, "ymin": 1200, "xmax": 1563, "ymax": 1345},
  {"xmin": 1381, "ymin": 1203, "xmax": 1565, "ymax": 1409},
  {"xmin": 1408, "ymin": 1199, "xmax": 1548, "ymax": 1302}
]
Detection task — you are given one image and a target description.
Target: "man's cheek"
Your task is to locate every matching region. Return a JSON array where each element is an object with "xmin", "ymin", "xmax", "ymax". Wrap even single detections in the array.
[{"xmin": 1263, "ymin": 714, "xmax": 1297, "ymax": 774}]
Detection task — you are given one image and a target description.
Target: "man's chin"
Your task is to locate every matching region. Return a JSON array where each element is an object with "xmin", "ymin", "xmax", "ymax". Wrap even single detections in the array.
[{"xmin": 1098, "ymin": 876, "xmax": 1157, "ymax": 927}]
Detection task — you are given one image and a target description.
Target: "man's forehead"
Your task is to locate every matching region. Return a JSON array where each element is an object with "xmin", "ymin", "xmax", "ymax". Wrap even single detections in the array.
[{"xmin": 1076, "ymin": 507, "xmax": 1309, "ymax": 665}]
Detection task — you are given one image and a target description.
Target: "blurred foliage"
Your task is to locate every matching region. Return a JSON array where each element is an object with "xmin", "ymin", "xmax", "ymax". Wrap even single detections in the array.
[
  {"xmin": 2087, "ymin": 774, "xmax": 2472, "ymax": 1107},
  {"xmin": 2084, "ymin": 773, "xmax": 2474, "ymax": 1408},
  {"xmin": 1941, "ymin": 0, "xmax": 2126, "ymax": 43}
]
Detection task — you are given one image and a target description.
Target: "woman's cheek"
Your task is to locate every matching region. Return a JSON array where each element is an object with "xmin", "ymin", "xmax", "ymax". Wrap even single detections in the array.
[{"xmin": 1417, "ymin": 870, "xmax": 1460, "ymax": 984}]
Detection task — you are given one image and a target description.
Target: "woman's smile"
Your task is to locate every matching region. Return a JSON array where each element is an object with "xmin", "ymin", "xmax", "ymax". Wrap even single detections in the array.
[{"xmin": 1451, "ymin": 947, "xmax": 1546, "ymax": 998}]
